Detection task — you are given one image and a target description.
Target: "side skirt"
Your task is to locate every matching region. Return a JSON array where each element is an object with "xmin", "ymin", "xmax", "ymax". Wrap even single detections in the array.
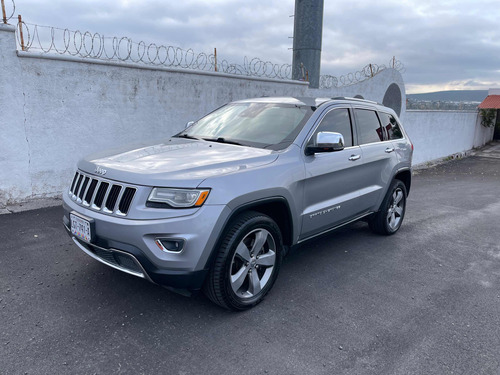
[{"xmin": 296, "ymin": 211, "xmax": 374, "ymax": 245}]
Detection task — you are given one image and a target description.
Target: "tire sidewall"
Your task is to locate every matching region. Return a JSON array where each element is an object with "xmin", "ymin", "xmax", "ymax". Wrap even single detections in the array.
[
  {"xmin": 221, "ymin": 215, "xmax": 283, "ymax": 310},
  {"xmin": 383, "ymin": 180, "xmax": 407, "ymax": 234}
]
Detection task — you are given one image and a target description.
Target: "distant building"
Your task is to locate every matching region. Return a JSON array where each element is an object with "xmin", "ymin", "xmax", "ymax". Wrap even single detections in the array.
[
  {"xmin": 478, "ymin": 89, "xmax": 500, "ymax": 140},
  {"xmin": 478, "ymin": 88, "xmax": 500, "ymax": 110}
]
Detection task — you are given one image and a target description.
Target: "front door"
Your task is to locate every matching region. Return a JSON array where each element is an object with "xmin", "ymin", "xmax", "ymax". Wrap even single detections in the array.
[{"xmin": 300, "ymin": 107, "xmax": 366, "ymax": 240}]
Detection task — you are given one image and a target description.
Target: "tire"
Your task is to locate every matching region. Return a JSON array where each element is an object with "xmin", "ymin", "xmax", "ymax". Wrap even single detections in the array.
[
  {"xmin": 203, "ymin": 211, "xmax": 283, "ymax": 311},
  {"xmin": 369, "ymin": 179, "xmax": 407, "ymax": 235}
]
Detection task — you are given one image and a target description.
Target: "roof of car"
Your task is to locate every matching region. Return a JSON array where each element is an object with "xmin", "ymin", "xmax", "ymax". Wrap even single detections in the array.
[{"xmin": 234, "ymin": 96, "xmax": 381, "ymax": 108}]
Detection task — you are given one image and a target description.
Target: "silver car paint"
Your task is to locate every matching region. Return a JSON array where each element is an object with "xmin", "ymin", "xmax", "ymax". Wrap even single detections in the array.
[
  {"xmin": 78, "ymin": 138, "xmax": 278, "ymax": 188},
  {"xmin": 63, "ymin": 97, "xmax": 412, "ymax": 280}
]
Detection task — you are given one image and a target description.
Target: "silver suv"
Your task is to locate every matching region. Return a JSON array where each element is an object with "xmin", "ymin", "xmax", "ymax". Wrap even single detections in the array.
[{"xmin": 63, "ymin": 97, "xmax": 413, "ymax": 310}]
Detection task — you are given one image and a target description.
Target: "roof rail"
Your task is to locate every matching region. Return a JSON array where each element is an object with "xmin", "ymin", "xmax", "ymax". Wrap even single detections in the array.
[{"xmin": 331, "ymin": 96, "xmax": 380, "ymax": 105}]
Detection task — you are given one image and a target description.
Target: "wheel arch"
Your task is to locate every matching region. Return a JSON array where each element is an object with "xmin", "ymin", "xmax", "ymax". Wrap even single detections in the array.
[
  {"xmin": 227, "ymin": 197, "xmax": 294, "ymax": 248},
  {"xmin": 394, "ymin": 168, "xmax": 411, "ymax": 196},
  {"xmin": 203, "ymin": 197, "xmax": 294, "ymax": 272}
]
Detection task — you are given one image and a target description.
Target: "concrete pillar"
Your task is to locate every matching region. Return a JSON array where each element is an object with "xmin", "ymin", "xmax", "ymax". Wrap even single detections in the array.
[{"xmin": 292, "ymin": 0, "xmax": 324, "ymax": 88}]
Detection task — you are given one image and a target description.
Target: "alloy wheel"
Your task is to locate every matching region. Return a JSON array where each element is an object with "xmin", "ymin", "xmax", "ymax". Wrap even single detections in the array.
[
  {"xmin": 387, "ymin": 187, "xmax": 404, "ymax": 231},
  {"xmin": 229, "ymin": 228, "xmax": 276, "ymax": 298}
]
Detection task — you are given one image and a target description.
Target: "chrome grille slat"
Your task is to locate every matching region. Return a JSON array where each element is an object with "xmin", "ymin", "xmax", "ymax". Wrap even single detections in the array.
[
  {"xmin": 114, "ymin": 186, "xmax": 127, "ymax": 214},
  {"xmin": 104, "ymin": 185, "xmax": 122, "ymax": 213},
  {"xmin": 117, "ymin": 187, "xmax": 136, "ymax": 216},
  {"xmin": 90, "ymin": 180, "xmax": 103, "ymax": 210},
  {"xmin": 68, "ymin": 171, "xmax": 137, "ymax": 217},
  {"xmin": 83, "ymin": 179, "xmax": 98, "ymax": 206},
  {"xmin": 74, "ymin": 174, "xmax": 84, "ymax": 202},
  {"xmin": 70, "ymin": 172, "xmax": 79, "ymax": 194},
  {"xmin": 93, "ymin": 181, "xmax": 109, "ymax": 209},
  {"xmin": 100, "ymin": 184, "xmax": 113, "ymax": 213},
  {"xmin": 78, "ymin": 177, "xmax": 90, "ymax": 201}
]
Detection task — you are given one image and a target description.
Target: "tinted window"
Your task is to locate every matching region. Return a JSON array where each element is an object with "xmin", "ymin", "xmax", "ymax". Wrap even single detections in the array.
[
  {"xmin": 355, "ymin": 109, "xmax": 383, "ymax": 144},
  {"xmin": 379, "ymin": 112, "xmax": 403, "ymax": 140},
  {"xmin": 311, "ymin": 108, "xmax": 353, "ymax": 147}
]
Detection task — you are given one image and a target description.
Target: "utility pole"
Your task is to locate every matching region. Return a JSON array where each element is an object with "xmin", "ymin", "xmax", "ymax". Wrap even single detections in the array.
[{"xmin": 292, "ymin": 0, "xmax": 324, "ymax": 88}]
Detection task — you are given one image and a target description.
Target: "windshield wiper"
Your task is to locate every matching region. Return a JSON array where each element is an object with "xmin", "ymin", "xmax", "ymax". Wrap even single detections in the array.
[
  {"xmin": 202, "ymin": 137, "xmax": 245, "ymax": 146},
  {"xmin": 175, "ymin": 134, "xmax": 202, "ymax": 140}
]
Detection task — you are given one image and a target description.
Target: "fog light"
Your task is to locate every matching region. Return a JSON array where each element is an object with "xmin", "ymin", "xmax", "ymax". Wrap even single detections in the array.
[{"xmin": 155, "ymin": 238, "xmax": 185, "ymax": 253}]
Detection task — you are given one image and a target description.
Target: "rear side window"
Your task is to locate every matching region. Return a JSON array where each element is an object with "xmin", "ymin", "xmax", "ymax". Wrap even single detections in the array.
[
  {"xmin": 354, "ymin": 109, "xmax": 383, "ymax": 144},
  {"xmin": 311, "ymin": 108, "xmax": 353, "ymax": 147},
  {"xmin": 379, "ymin": 112, "xmax": 404, "ymax": 140}
]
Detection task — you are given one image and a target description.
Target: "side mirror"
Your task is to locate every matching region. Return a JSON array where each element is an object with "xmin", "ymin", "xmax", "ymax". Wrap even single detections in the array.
[
  {"xmin": 305, "ymin": 131, "xmax": 345, "ymax": 155},
  {"xmin": 185, "ymin": 121, "xmax": 195, "ymax": 129}
]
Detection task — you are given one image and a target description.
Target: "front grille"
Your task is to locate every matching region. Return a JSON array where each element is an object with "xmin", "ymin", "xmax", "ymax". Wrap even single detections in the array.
[{"xmin": 68, "ymin": 171, "xmax": 136, "ymax": 216}]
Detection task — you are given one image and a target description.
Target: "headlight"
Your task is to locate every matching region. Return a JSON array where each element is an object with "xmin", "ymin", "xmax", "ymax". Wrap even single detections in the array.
[{"xmin": 148, "ymin": 188, "xmax": 210, "ymax": 208}]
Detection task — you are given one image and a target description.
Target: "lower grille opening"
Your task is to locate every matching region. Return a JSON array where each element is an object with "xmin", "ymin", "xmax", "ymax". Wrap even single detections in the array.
[{"xmin": 91, "ymin": 247, "xmax": 141, "ymax": 274}]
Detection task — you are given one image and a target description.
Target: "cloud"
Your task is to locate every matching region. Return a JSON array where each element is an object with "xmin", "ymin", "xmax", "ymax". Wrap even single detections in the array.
[{"xmin": 11, "ymin": 0, "xmax": 500, "ymax": 93}]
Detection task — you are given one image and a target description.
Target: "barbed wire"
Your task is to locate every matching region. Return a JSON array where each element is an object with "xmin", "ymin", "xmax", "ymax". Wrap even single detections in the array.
[
  {"xmin": 16, "ymin": 22, "xmax": 294, "ymax": 80},
  {"xmin": 319, "ymin": 59, "xmax": 405, "ymax": 89},
  {"xmin": 1, "ymin": 0, "xmax": 15, "ymax": 23},
  {"xmin": 14, "ymin": 18, "xmax": 403, "ymax": 85}
]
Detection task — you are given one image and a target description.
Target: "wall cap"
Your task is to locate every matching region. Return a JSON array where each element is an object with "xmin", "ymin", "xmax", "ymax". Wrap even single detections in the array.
[
  {"xmin": 0, "ymin": 24, "xmax": 16, "ymax": 32},
  {"xmin": 16, "ymin": 50, "xmax": 310, "ymax": 86},
  {"xmin": 406, "ymin": 110, "xmax": 478, "ymax": 114}
]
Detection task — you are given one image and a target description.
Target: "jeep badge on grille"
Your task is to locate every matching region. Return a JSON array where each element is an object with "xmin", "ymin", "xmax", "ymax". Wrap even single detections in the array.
[{"xmin": 95, "ymin": 166, "xmax": 107, "ymax": 176}]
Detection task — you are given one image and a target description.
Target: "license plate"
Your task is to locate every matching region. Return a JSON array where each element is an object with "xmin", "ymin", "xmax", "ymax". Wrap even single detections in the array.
[{"xmin": 70, "ymin": 213, "xmax": 92, "ymax": 243}]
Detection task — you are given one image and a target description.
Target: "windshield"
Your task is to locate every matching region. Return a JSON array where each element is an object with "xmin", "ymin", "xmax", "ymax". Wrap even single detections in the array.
[{"xmin": 176, "ymin": 102, "xmax": 314, "ymax": 150}]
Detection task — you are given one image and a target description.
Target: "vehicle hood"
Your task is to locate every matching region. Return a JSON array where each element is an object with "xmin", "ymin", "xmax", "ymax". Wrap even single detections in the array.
[{"xmin": 77, "ymin": 138, "xmax": 278, "ymax": 187}]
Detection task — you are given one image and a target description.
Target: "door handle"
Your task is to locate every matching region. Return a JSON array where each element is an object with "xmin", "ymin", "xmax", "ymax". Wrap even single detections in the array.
[
  {"xmin": 348, "ymin": 154, "xmax": 361, "ymax": 161},
  {"xmin": 385, "ymin": 147, "xmax": 395, "ymax": 153}
]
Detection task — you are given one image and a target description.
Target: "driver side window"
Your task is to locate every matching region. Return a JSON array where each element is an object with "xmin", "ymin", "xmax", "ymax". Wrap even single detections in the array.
[{"xmin": 310, "ymin": 108, "xmax": 353, "ymax": 147}]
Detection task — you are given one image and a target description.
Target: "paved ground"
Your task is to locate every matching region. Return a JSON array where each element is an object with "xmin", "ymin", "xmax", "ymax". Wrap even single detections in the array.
[{"xmin": 1, "ymin": 144, "xmax": 500, "ymax": 375}]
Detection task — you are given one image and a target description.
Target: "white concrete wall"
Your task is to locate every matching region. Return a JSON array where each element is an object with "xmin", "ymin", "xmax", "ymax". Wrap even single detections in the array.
[
  {"xmin": 404, "ymin": 110, "xmax": 494, "ymax": 165},
  {"xmin": 309, "ymin": 68, "xmax": 406, "ymax": 113},
  {"xmin": 1, "ymin": 24, "xmax": 311, "ymax": 205},
  {"xmin": 0, "ymin": 23, "xmax": 494, "ymax": 206}
]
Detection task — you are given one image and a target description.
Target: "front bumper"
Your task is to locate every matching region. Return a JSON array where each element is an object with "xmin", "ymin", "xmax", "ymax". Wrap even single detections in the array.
[{"xmin": 63, "ymin": 193, "xmax": 230, "ymax": 290}]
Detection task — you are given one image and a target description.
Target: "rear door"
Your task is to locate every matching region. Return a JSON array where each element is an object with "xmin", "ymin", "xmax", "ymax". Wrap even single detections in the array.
[
  {"xmin": 352, "ymin": 106, "xmax": 399, "ymax": 211},
  {"xmin": 378, "ymin": 111, "xmax": 412, "ymax": 164},
  {"xmin": 300, "ymin": 106, "xmax": 366, "ymax": 239}
]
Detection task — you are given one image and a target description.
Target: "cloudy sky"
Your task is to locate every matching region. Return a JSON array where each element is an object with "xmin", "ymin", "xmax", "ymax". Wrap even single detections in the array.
[{"xmin": 8, "ymin": 0, "xmax": 500, "ymax": 93}]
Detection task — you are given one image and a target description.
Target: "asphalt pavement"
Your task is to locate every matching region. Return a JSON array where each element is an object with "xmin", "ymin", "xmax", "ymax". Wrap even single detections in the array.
[{"xmin": 1, "ymin": 143, "xmax": 500, "ymax": 375}]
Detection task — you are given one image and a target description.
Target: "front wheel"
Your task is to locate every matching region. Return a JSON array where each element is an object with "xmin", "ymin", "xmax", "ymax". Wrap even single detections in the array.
[
  {"xmin": 203, "ymin": 211, "xmax": 283, "ymax": 311},
  {"xmin": 369, "ymin": 179, "xmax": 407, "ymax": 235}
]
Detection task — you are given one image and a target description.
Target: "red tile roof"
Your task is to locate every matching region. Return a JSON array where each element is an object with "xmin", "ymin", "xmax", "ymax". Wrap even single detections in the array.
[{"xmin": 479, "ymin": 95, "xmax": 500, "ymax": 109}]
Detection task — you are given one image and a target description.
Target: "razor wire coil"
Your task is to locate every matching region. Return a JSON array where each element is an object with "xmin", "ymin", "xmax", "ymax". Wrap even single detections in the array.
[
  {"xmin": 15, "ymin": 20, "xmax": 403, "ymax": 85},
  {"xmin": 16, "ymin": 22, "xmax": 294, "ymax": 79},
  {"xmin": 319, "ymin": 60, "xmax": 405, "ymax": 89}
]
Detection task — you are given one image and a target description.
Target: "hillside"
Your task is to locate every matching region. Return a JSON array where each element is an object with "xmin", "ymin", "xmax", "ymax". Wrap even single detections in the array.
[{"xmin": 407, "ymin": 90, "xmax": 488, "ymax": 102}]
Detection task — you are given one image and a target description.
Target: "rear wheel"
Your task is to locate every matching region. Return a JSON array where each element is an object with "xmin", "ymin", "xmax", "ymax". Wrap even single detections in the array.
[
  {"xmin": 203, "ymin": 211, "xmax": 283, "ymax": 311},
  {"xmin": 369, "ymin": 179, "xmax": 407, "ymax": 235}
]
